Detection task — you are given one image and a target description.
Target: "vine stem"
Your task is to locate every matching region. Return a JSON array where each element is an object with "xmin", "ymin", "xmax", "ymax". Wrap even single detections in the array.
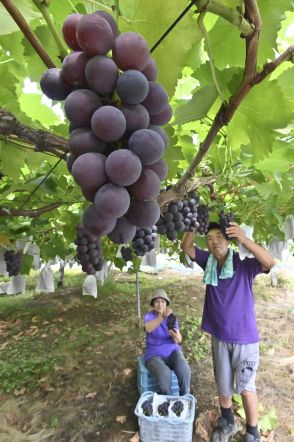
[
  {"xmin": 194, "ymin": 0, "xmax": 254, "ymax": 36},
  {"xmin": 197, "ymin": 12, "xmax": 227, "ymax": 104},
  {"xmin": 1, "ymin": 0, "xmax": 55, "ymax": 68},
  {"xmin": 114, "ymin": 0, "xmax": 120, "ymax": 25},
  {"xmin": 0, "ymin": 203, "xmax": 63, "ymax": 218},
  {"xmin": 33, "ymin": 0, "xmax": 68, "ymax": 61}
]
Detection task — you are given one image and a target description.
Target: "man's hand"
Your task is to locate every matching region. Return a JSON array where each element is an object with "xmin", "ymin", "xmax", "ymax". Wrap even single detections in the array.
[
  {"xmin": 226, "ymin": 221, "xmax": 275, "ymax": 270},
  {"xmin": 226, "ymin": 222, "xmax": 247, "ymax": 243}
]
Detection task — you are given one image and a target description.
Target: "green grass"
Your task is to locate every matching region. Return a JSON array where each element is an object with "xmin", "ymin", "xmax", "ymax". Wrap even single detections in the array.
[{"xmin": 0, "ymin": 335, "xmax": 59, "ymax": 393}]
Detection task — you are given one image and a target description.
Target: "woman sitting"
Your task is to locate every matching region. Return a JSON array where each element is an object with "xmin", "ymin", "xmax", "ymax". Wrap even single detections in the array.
[{"xmin": 144, "ymin": 288, "xmax": 191, "ymax": 395}]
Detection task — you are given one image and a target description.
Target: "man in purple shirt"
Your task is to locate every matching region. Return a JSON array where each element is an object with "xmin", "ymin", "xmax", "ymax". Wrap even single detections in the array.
[
  {"xmin": 144, "ymin": 288, "xmax": 191, "ymax": 395},
  {"xmin": 181, "ymin": 222, "xmax": 275, "ymax": 442}
]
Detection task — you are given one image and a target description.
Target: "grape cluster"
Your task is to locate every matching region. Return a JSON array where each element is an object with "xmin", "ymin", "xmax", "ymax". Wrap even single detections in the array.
[
  {"xmin": 142, "ymin": 399, "xmax": 153, "ymax": 417},
  {"xmin": 167, "ymin": 313, "xmax": 177, "ymax": 330},
  {"xmin": 196, "ymin": 204, "xmax": 210, "ymax": 234},
  {"xmin": 132, "ymin": 226, "xmax": 157, "ymax": 256},
  {"xmin": 156, "ymin": 202, "xmax": 185, "ymax": 241},
  {"xmin": 4, "ymin": 250, "xmax": 23, "ymax": 277},
  {"xmin": 40, "ymin": 11, "xmax": 171, "ymax": 245},
  {"xmin": 179, "ymin": 192, "xmax": 200, "ymax": 233},
  {"xmin": 171, "ymin": 400, "xmax": 184, "ymax": 417},
  {"xmin": 219, "ymin": 210, "xmax": 234, "ymax": 240},
  {"xmin": 158, "ymin": 401, "xmax": 170, "ymax": 417},
  {"xmin": 74, "ymin": 224, "xmax": 104, "ymax": 274},
  {"xmin": 156, "ymin": 193, "xmax": 210, "ymax": 241},
  {"xmin": 120, "ymin": 246, "xmax": 133, "ymax": 262}
]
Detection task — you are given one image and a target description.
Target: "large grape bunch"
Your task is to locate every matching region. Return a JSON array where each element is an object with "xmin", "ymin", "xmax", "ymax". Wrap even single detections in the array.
[
  {"xmin": 219, "ymin": 210, "xmax": 234, "ymax": 239},
  {"xmin": 74, "ymin": 224, "xmax": 104, "ymax": 274},
  {"xmin": 40, "ymin": 11, "xmax": 172, "ymax": 246},
  {"xmin": 4, "ymin": 250, "xmax": 23, "ymax": 277}
]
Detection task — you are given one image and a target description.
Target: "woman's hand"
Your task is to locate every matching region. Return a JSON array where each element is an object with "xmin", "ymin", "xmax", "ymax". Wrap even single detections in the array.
[
  {"xmin": 169, "ymin": 328, "xmax": 182, "ymax": 344},
  {"xmin": 161, "ymin": 307, "xmax": 173, "ymax": 319}
]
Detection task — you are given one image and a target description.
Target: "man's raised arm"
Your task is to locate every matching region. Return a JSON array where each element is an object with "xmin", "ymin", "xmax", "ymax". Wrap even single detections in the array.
[
  {"xmin": 226, "ymin": 223, "xmax": 275, "ymax": 271},
  {"xmin": 180, "ymin": 232, "xmax": 196, "ymax": 260}
]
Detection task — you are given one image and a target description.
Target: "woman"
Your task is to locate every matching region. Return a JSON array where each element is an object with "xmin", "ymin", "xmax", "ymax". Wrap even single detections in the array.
[{"xmin": 144, "ymin": 288, "xmax": 191, "ymax": 395}]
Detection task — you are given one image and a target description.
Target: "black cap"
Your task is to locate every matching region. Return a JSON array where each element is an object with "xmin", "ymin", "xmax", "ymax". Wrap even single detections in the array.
[{"xmin": 206, "ymin": 222, "xmax": 221, "ymax": 234}]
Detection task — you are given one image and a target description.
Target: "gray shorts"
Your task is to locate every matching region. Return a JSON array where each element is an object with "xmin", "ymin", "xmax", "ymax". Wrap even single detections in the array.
[{"xmin": 211, "ymin": 336, "xmax": 259, "ymax": 396}]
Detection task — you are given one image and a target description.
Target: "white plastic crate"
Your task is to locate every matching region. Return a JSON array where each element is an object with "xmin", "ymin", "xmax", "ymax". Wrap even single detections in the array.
[
  {"xmin": 137, "ymin": 355, "xmax": 180, "ymax": 396},
  {"xmin": 135, "ymin": 391, "xmax": 196, "ymax": 442}
]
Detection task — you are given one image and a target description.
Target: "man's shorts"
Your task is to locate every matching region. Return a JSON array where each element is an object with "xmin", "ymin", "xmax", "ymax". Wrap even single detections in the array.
[{"xmin": 211, "ymin": 336, "xmax": 259, "ymax": 396}]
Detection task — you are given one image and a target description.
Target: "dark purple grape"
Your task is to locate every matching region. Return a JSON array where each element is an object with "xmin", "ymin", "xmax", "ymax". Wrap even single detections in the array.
[
  {"xmin": 40, "ymin": 68, "xmax": 71, "ymax": 101},
  {"xmin": 64, "ymin": 89, "xmax": 102, "ymax": 127},
  {"xmin": 108, "ymin": 216, "xmax": 136, "ymax": 244},
  {"xmin": 149, "ymin": 104, "xmax": 173, "ymax": 126},
  {"xmin": 94, "ymin": 10, "xmax": 118, "ymax": 38},
  {"xmin": 128, "ymin": 169, "xmax": 160, "ymax": 201},
  {"xmin": 128, "ymin": 129, "xmax": 164, "ymax": 165},
  {"xmin": 91, "ymin": 106, "xmax": 126, "ymax": 142},
  {"xmin": 62, "ymin": 13, "xmax": 83, "ymax": 50},
  {"xmin": 71, "ymin": 152, "xmax": 106, "ymax": 191},
  {"xmin": 94, "ymin": 183, "xmax": 130, "ymax": 219},
  {"xmin": 121, "ymin": 104, "xmax": 150, "ymax": 134},
  {"xmin": 116, "ymin": 70, "xmax": 149, "ymax": 105},
  {"xmin": 142, "ymin": 82, "xmax": 169, "ymax": 115},
  {"xmin": 76, "ymin": 13, "xmax": 113, "ymax": 55},
  {"xmin": 105, "ymin": 149, "xmax": 142, "ymax": 186},
  {"xmin": 141, "ymin": 57, "xmax": 157, "ymax": 81},
  {"xmin": 112, "ymin": 32, "xmax": 150, "ymax": 71},
  {"xmin": 61, "ymin": 51, "xmax": 90, "ymax": 88},
  {"xmin": 69, "ymin": 128, "xmax": 106, "ymax": 157},
  {"xmin": 85, "ymin": 55, "xmax": 119, "ymax": 95}
]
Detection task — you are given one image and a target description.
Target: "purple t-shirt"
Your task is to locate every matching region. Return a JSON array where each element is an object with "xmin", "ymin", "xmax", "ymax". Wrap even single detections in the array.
[
  {"xmin": 195, "ymin": 247, "xmax": 264, "ymax": 344},
  {"xmin": 143, "ymin": 311, "xmax": 181, "ymax": 363}
]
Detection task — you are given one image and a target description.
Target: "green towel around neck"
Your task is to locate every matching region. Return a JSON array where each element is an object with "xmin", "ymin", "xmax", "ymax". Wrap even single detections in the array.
[{"xmin": 203, "ymin": 248, "xmax": 235, "ymax": 286}]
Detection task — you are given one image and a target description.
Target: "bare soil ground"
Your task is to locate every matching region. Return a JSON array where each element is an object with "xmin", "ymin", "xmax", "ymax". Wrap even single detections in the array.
[{"xmin": 0, "ymin": 270, "xmax": 293, "ymax": 442}]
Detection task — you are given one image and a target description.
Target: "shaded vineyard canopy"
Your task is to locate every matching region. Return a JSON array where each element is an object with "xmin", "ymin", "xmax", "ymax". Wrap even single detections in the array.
[{"xmin": 0, "ymin": 0, "xmax": 293, "ymax": 264}]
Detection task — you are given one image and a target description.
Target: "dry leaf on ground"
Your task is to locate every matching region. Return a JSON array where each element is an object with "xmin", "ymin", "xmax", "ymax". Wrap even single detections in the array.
[
  {"xmin": 116, "ymin": 415, "xmax": 127, "ymax": 424},
  {"xmin": 85, "ymin": 392, "xmax": 97, "ymax": 399},
  {"xmin": 13, "ymin": 387, "xmax": 26, "ymax": 396}
]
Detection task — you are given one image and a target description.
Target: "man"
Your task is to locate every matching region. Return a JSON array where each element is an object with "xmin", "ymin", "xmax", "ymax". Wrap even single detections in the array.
[{"xmin": 181, "ymin": 222, "xmax": 275, "ymax": 442}]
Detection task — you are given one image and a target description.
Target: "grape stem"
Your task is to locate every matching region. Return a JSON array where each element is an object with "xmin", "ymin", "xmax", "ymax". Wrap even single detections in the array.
[
  {"xmin": 194, "ymin": 0, "xmax": 254, "ymax": 37},
  {"xmin": 1, "ymin": 0, "xmax": 55, "ymax": 68},
  {"xmin": 197, "ymin": 12, "xmax": 227, "ymax": 105},
  {"xmin": 32, "ymin": 0, "xmax": 68, "ymax": 61},
  {"xmin": 113, "ymin": 0, "xmax": 121, "ymax": 24}
]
